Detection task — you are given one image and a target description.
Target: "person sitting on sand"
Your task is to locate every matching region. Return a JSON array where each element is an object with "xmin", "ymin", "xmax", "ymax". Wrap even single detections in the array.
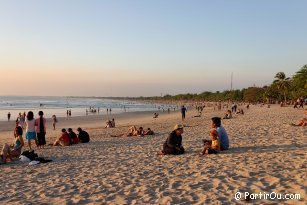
[
  {"xmin": 68, "ymin": 128, "xmax": 78, "ymax": 145},
  {"xmin": 77, "ymin": 127, "xmax": 90, "ymax": 143},
  {"xmin": 160, "ymin": 124, "xmax": 185, "ymax": 155},
  {"xmin": 153, "ymin": 113, "xmax": 159, "ymax": 118},
  {"xmin": 105, "ymin": 119, "xmax": 116, "ymax": 128},
  {"xmin": 200, "ymin": 130, "xmax": 220, "ymax": 155},
  {"xmin": 223, "ymin": 110, "xmax": 232, "ymax": 119},
  {"xmin": 111, "ymin": 119, "xmax": 115, "ymax": 127},
  {"xmin": 144, "ymin": 128, "xmax": 154, "ymax": 135},
  {"xmin": 111, "ymin": 126, "xmax": 139, "ymax": 137},
  {"xmin": 212, "ymin": 117, "xmax": 229, "ymax": 150},
  {"xmin": 236, "ymin": 109, "xmax": 244, "ymax": 115},
  {"xmin": 105, "ymin": 120, "xmax": 112, "ymax": 128},
  {"xmin": 53, "ymin": 128, "xmax": 71, "ymax": 146},
  {"xmin": 1, "ymin": 126, "xmax": 24, "ymax": 164},
  {"xmin": 137, "ymin": 127, "xmax": 145, "ymax": 136},
  {"xmin": 291, "ymin": 110, "xmax": 307, "ymax": 126}
]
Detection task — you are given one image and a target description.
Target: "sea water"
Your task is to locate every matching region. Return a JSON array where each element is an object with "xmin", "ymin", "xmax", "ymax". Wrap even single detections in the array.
[{"xmin": 0, "ymin": 96, "xmax": 168, "ymax": 121}]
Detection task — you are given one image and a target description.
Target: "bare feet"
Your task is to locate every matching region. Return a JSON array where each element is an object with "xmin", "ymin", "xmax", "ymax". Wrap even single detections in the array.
[{"xmin": 157, "ymin": 151, "xmax": 166, "ymax": 155}]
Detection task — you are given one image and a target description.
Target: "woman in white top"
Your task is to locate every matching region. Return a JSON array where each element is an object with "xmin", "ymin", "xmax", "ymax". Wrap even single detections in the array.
[{"xmin": 25, "ymin": 111, "xmax": 37, "ymax": 151}]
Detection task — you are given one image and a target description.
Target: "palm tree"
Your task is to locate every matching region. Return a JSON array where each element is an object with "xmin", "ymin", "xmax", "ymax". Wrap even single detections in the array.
[
  {"xmin": 273, "ymin": 72, "xmax": 291, "ymax": 102},
  {"xmin": 290, "ymin": 65, "xmax": 307, "ymax": 99},
  {"xmin": 293, "ymin": 65, "xmax": 307, "ymax": 88}
]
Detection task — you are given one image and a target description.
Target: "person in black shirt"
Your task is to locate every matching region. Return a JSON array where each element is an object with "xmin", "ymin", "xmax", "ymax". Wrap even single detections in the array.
[
  {"xmin": 161, "ymin": 124, "xmax": 185, "ymax": 155},
  {"xmin": 77, "ymin": 127, "xmax": 90, "ymax": 143},
  {"xmin": 181, "ymin": 106, "xmax": 187, "ymax": 121},
  {"xmin": 68, "ymin": 128, "xmax": 78, "ymax": 144}
]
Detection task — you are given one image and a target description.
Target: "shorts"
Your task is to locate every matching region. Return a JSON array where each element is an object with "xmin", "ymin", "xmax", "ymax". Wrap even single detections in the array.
[
  {"xmin": 207, "ymin": 148, "xmax": 218, "ymax": 154},
  {"xmin": 26, "ymin": 132, "xmax": 36, "ymax": 140}
]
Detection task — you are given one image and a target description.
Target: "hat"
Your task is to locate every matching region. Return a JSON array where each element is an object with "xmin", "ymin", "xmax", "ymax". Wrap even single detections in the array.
[{"xmin": 174, "ymin": 124, "xmax": 184, "ymax": 131}]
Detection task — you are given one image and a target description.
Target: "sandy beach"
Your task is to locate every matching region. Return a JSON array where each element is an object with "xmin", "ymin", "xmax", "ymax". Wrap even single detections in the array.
[{"xmin": 0, "ymin": 105, "xmax": 306, "ymax": 204}]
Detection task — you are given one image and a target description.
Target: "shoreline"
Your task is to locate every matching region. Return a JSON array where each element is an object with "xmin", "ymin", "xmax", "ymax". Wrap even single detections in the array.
[{"xmin": 0, "ymin": 110, "xmax": 171, "ymax": 134}]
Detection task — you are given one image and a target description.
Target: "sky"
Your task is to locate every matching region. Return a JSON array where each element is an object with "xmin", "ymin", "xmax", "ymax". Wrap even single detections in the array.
[{"xmin": 0, "ymin": 0, "xmax": 306, "ymax": 97}]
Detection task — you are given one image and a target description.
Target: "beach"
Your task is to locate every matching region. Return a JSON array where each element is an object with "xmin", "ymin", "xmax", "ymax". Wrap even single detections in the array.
[{"xmin": 0, "ymin": 105, "xmax": 306, "ymax": 204}]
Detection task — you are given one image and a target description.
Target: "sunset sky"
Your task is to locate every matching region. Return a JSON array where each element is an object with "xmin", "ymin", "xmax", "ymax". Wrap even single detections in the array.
[{"xmin": 0, "ymin": 0, "xmax": 306, "ymax": 97}]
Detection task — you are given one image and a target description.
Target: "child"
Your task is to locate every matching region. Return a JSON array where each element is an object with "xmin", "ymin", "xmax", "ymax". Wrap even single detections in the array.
[
  {"xmin": 200, "ymin": 130, "xmax": 220, "ymax": 155},
  {"xmin": 223, "ymin": 110, "xmax": 232, "ymax": 119}
]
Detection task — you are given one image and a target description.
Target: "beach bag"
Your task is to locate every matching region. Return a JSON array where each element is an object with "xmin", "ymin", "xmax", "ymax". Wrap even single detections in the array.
[
  {"xmin": 36, "ymin": 157, "xmax": 52, "ymax": 163},
  {"xmin": 19, "ymin": 155, "xmax": 31, "ymax": 162},
  {"xmin": 21, "ymin": 150, "xmax": 38, "ymax": 161}
]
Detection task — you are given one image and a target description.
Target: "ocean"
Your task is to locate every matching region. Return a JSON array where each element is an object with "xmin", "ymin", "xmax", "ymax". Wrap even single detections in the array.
[{"xmin": 0, "ymin": 96, "xmax": 168, "ymax": 121}]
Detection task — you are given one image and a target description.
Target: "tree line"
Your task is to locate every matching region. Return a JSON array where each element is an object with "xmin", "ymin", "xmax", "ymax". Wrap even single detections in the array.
[{"xmin": 116, "ymin": 65, "xmax": 307, "ymax": 103}]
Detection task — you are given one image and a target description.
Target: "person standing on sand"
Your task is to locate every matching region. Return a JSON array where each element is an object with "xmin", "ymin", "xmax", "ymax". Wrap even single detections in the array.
[
  {"xmin": 218, "ymin": 101, "xmax": 222, "ymax": 110},
  {"xmin": 52, "ymin": 115, "xmax": 57, "ymax": 130},
  {"xmin": 18, "ymin": 113, "xmax": 25, "ymax": 128},
  {"xmin": 35, "ymin": 111, "xmax": 46, "ymax": 149},
  {"xmin": 7, "ymin": 112, "xmax": 11, "ymax": 121},
  {"xmin": 24, "ymin": 111, "xmax": 37, "ymax": 151},
  {"xmin": 181, "ymin": 105, "xmax": 187, "ymax": 121},
  {"xmin": 161, "ymin": 124, "xmax": 185, "ymax": 155},
  {"xmin": 299, "ymin": 98, "xmax": 304, "ymax": 109}
]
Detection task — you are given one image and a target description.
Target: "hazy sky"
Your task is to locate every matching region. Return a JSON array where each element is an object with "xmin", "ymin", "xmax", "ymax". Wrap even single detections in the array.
[{"xmin": 0, "ymin": 0, "xmax": 306, "ymax": 97}]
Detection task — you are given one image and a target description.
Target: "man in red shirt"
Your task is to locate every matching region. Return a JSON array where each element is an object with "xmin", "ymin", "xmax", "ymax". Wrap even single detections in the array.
[{"xmin": 53, "ymin": 128, "xmax": 70, "ymax": 146}]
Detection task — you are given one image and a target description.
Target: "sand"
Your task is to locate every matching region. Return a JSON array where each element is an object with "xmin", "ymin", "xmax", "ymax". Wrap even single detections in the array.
[{"xmin": 0, "ymin": 105, "xmax": 306, "ymax": 204}]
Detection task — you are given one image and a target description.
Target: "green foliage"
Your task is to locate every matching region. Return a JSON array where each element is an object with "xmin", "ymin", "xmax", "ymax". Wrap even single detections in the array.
[
  {"xmin": 291, "ymin": 65, "xmax": 307, "ymax": 99},
  {"xmin": 243, "ymin": 87, "xmax": 265, "ymax": 102},
  {"xmin": 115, "ymin": 66, "xmax": 306, "ymax": 103},
  {"xmin": 273, "ymin": 72, "xmax": 292, "ymax": 102}
]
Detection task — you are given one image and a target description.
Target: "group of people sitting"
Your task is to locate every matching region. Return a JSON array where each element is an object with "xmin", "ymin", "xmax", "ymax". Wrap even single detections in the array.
[
  {"xmin": 105, "ymin": 119, "xmax": 115, "ymax": 128},
  {"xmin": 153, "ymin": 113, "xmax": 159, "ymax": 118},
  {"xmin": 111, "ymin": 126, "xmax": 154, "ymax": 137},
  {"xmin": 0, "ymin": 126, "xmax": 90, "ymax": 164},
  {"xmin": 53, "ymin": 127, "xmax": 90, "ymax": 146},
  {"xmin": 160, "ymin": 117, "xmax": 229, "ymax": 155},
  {"xmin": 223, "ymin": 108, "xmax": 244, "ymax": 119},
  {"xmin": 1, "ymin": 111, "xmax": 231, "ymax": 164}
]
